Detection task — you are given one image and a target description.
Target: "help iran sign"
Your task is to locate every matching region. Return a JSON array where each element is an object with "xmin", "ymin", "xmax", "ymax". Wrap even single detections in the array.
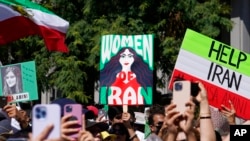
[
  {"xmin": 169, "ymin": 29, "xmax": 250, "ymax": 119},
  {"xmin": 100, "ymin": 35, "xmax": 154, "ymax": 105}
]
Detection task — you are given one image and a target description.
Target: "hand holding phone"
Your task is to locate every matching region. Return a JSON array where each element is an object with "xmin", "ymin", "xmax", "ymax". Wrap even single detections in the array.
[
  {"xmin": 173, "ymin": 81, "xmax": 191, "ymax": 113},
  {"xmin": 0, "ymin": 96, "xmax": 8, "ymax": 108},
  {"xmin": 63, "ymin": 104, "xmax": 82, "ymax": 139},
  {"xmin": 32, "ymin": 104, "xmax": 61, "ymax": 140}
]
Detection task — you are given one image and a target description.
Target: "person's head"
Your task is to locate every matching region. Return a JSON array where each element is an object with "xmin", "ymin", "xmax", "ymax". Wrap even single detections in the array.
[
  {"xmin": 147, "ymin": 105, "xmax": 165, "ymax": 135},
  {"xmin": 0, "ymin": 119, "xmax": 12, "ymax": 139},
  {"xmin": 110, "ymin": 123, "xmax": 128, "ymax": 141},
  {"xmin": 86, "ymin": 120, "xmax": 109, "ymax": 141},
  {"xmin": 2, "ymin": 66, "xmax": 22, "ymax": 95},
  {"xmin": 108, "ymin": 106, "xmax": 123, "ymax": 124}
]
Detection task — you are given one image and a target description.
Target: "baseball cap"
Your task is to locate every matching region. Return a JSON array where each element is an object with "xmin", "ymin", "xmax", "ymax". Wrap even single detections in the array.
[
  {"xmin": 86, "ymin": 120, "xmax": 109, "ymax": 132},
  {"xmin": 0, "ymin": 119, "xmax": 12, "ymax": 137},
  {"xmin": 87, "ymin": 105, "xmax": 99, "ymax": 117}
]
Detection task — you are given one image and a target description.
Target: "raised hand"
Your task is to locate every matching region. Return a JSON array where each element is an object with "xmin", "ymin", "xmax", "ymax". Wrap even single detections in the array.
[
  {"xmin": 78, "ymin": 115, "xmax": 94, "ymax": 141},
  {"xmin": 61, "ymin": 114, "xmax": 81, "ymax": 141},
  {"xmin": 179, "ymin": 100, "xmax": 196, "ymax": 134},
  {"xmin": 29, "ymin": 124, "xmax": 61, "ymax": 141},
  {"xmin": 220, "ymin": 100, "xmax": 236, "ymax": 125}
]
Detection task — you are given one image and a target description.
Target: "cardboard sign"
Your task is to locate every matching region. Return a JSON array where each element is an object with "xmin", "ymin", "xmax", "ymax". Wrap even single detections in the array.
[
  {"xmin": 0, "ymin": 61, "xmax": 38, "ymax": 103},
  {"xmin": 169, "ymin": 29, "xmax": 250, "ymax": 119},
  {"xmin": 100, "ymin": 35, "xmax": 154, "ymax": 105}
]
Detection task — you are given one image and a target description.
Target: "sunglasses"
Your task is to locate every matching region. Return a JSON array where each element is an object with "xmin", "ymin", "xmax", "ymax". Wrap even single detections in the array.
[{"xmin": 155, "ymin": 121, "xmax": 163, "ymax": 127}]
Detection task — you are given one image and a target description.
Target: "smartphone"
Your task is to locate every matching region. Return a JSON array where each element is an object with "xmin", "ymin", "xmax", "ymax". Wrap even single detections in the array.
[
  {"xmin": 98, "ymin": 108, "xmax": 107, "ymax": 121},
  {"xmin": 7, "ymin": 138, "xmax": 28, "ymax": 141},
  {"xmin": 64, "ymin": 104, "xmax": 82, "ymax": 138},
  {"xmin": 191, "ymin": 82, "xmax": 200, "ymax": 97},
  {"xmin": 173, "ymin": 81, "xmax": 191, "ymax": 113},
  {"xmin": 32, "ymin": 104, "xmax": 61, "ymax": 139},
  {"xmin": 0, "ymin": 96, "xmax": 8, "ymax": 108}
]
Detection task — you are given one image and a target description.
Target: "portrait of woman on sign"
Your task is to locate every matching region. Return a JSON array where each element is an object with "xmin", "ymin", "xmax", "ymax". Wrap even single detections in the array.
[
  {"xmin": 1, "ymin": 65, "xmax": 23, "ymax": 95},
  {"xmin": 100, "ymin": 47, "xmax": 153, "ymax": 105}
]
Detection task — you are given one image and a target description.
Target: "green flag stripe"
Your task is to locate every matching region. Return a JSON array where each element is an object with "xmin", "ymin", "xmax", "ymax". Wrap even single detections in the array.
[
  {"xmin": 0, "ymin": 0, "xmax": 54, "ymax": 14},
  {"xmin": 181, "ymin": 29, "xmax": 250, "ymax": 76}
]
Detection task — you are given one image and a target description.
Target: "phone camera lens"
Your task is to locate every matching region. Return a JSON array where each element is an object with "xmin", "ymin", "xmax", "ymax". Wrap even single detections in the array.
[
  {"xmin": 66, "ymin": 105, "xmax": 72, "ymax": 113},
  {"xmin": 175, "ymin": 82, "xmax": 183, "ymax": 91},
  {"xmin": 35, "ymin": 106, "xmax": 47, "ymax": 119}
]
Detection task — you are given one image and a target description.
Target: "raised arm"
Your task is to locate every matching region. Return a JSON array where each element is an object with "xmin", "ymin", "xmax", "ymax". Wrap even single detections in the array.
[{"xmin": 197, "ymin": 82, "xmax": 216, "ymax": 141}]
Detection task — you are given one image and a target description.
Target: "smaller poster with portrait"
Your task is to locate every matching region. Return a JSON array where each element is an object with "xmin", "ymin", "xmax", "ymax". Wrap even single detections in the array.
[
  {"xmin": 99, "ymin": 34, "xmax": 154, "ymax": 105},
  {"xmin": 0, "ymin": 61, "xmax": 38, "ymax": 103}
]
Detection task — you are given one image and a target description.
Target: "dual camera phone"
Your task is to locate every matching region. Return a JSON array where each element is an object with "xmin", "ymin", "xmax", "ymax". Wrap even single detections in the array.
[
  {"xmin": 173, "ymin": 81, "xmax": 200, "ymax": 113},
  {"xmin": 64, "ymin": 104, "xmax": 82, "ymax": 138},
  {"xmin": 32, "ymin": 104, "xmax": 61, "ymax": 139}
]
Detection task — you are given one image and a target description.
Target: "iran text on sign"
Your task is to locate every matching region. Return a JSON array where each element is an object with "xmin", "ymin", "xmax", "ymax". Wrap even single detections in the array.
[
  {"xmin": 100, "ymin": 35, "xmax": 154, "ymax": 105},
  {"xmin": 169, "ymin": 29, "xmax": 250, "ymax": 119}
]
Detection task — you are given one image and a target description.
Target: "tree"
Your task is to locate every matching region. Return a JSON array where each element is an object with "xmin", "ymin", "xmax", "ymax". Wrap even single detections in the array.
[{"xmin": 0, "ymin": 0, "xmax": 233, "ymax": 104}]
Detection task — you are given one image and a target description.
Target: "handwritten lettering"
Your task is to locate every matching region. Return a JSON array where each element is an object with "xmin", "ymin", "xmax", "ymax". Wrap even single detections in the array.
[
  {"xmin": 208, "ymin": 41, "xmax": 247, "ymax": 69},
  {"xmin": 207, "ymin": 62, "xmax": 242, "ymax": 91}
]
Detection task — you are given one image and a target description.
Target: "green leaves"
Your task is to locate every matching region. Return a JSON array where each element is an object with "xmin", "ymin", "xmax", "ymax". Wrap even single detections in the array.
[{"xmin": 0, "ymin": 0, "xmax": 233, "ymax": 104}]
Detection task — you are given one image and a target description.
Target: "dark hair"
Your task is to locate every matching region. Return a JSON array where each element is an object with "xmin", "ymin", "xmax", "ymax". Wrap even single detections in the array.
[
  {"xmin": 147, "ymin": 105, "xmax": 164, "ymax": 125},
  {"xmin": 108, "ymin": 106, "xmax": 123, "ymax": 121},
  {"xmin": 100, "ymin": 47, "xmax": 153, "ymax": 91},
  {"xmin": 109, "ymin": 123, "xmax": 130, "ymax": 141}
]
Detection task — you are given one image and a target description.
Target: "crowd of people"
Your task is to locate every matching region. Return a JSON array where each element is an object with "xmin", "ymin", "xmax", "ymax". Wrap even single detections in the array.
[{"xmin": 0, "ymin": 82, "xmax": 248, "ymax": 141}]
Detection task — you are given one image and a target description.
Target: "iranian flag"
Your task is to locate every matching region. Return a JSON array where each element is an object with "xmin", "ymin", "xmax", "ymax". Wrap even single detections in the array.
[
  {"xmin": 0, "ymin": 0, "xmax": 69, "ymax": 52},
  {"xmin": 169, "ymin": 29, "xmax": 250, "ymax": 120}
]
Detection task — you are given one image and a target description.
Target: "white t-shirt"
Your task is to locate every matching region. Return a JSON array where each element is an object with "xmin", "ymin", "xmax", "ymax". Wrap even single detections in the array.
[{"xmin": 136, "ymin": 130, "xmax": 146, "ymax": 141}]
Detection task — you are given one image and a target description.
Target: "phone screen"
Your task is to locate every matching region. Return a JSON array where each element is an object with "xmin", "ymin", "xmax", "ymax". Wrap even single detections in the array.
[{"xmin": 173, "ymin": 81, "xmax": 191, "ymax": 113}]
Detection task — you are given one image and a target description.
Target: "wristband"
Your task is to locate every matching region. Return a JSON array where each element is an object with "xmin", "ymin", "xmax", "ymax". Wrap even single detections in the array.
[{"xmin": 200, "ymin": 116, "xmax": 211, "ymax": 119}]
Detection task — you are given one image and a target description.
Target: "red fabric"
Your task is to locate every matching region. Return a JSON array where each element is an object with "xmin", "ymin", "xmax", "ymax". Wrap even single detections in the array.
[{"xmin": 0, "ymin": 16, "xmax": 68, "ymax": 52}]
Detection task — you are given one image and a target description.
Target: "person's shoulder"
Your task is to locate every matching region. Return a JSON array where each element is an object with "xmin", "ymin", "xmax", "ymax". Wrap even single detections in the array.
[
  {"xmin": 145, "ymin": 133, "xmax": 162, "ymax": 141},
  {"xmin": 135, "ymin": 130, "xmax": 146, "ymax": 141}
]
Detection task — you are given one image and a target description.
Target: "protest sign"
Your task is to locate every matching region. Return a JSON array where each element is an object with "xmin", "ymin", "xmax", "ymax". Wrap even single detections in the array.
[
  {"xmin": 0, "ymin": 61, "xmax": 38, "ymax": 103},
  {"xmin": 169, "ymin": 29, "xmax": 250, "ymax": 119},
  {"xmin": 100, "ymin": 34, "xmax": 154, "ymax": 105}
]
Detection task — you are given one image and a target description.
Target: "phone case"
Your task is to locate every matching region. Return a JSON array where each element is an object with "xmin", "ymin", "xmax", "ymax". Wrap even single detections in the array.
[
  {"xmin": 32, "ymin": 104, "xmax": 61, "ymax": 139},
  {"xmin": 173, "ymin": 81, "xmax": 191, "ymax": 113},
  {"xmin": 7, "ymin": 138, "xmax": 28, "ymax": 141},
  {"xmin": 64, "ymin": 104, "xmax": 82, "ymax": 138},
  {"xmin": 0, "ymin": 96, "xmax": 8, "ymax": 108}
]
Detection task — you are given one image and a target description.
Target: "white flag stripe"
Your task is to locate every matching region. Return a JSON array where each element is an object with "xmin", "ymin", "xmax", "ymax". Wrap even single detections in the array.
[
  {"xmin": 175, "ymin": 49, "xmax": 250, "ymax": 99},
  {"xmin": 27, "ymin": 8, "xmax": 69, "ymax": 33},
  {"xmin": 0, "ymin": 4, "xmax": 20, "ymax": 20},
  {"xmin": 0, "ymin": 4, "xmax": 68, "ymax": 33}
]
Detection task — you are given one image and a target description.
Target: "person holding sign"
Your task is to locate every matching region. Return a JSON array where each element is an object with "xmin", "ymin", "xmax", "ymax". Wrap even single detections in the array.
[
  {"xmin": 1, "ymin": 65, "xmax": 23, "ymax": 96},
  {"xmin": 100, "ymin": 47, "xmax": 152, "ymax": 105}
]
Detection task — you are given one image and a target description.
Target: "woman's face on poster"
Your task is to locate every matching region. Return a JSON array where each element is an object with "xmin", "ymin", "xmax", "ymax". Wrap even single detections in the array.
[
  {"xmin": 5, "ymin": 71, "xmax": 17, "ymax": 88},
  {"xmin": 119, "ymin": 49, "xmax": 134, "ymax": 68}
]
